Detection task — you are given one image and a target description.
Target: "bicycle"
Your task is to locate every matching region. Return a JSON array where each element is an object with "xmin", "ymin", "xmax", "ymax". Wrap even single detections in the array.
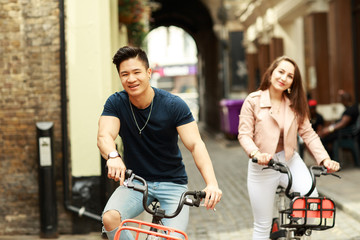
[
  {"xmin": 252, "ymin": 158, "xmax": 341, "ymax": 239},
  {"xmin": 114, "ymin": 169, "xmax": 207, "ymax": 240}
]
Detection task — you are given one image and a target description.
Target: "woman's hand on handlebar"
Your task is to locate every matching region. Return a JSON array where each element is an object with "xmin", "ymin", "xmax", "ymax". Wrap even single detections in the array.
[
  {"xmin": 202, "ymin": 185, "xmax": 222, "ymax": 210},
  {"xmin": 253, "ymin": 152, "xmax": 273, "ymax": 166},
  {"xmin": 321, "ymin": 158, "xmax": 341, "ymax": 173},
  {"xmin": 107, "ymin": 157, "xmax": 127, "ymax": 185}
]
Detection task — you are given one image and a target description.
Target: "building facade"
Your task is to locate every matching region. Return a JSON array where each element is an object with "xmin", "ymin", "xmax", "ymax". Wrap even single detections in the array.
[
  {"xmin": 235, "ymin": 0, "xmax": 359, "ymax": 120},
  {"xmin": 0, "ymin": 0, "xmax": 126, "ymax": 235},
  {"xmin": 1, "ymin": 0, "xmax": 359, "ymax": 236}
]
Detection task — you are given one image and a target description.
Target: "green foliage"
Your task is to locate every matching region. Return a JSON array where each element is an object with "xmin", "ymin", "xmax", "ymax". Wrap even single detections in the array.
[
  {"xmin": 118, "ymin": 0, "xmax": 147, "ymax": 47},
  {"xmin": 127, "ymin": 22, "xmax": 147, "ymax": 47}
]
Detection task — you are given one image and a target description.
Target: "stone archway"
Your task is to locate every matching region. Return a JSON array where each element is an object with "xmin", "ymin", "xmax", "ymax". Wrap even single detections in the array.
[{"xmin": 150, "ymin": 0, "xmax": 223, "ymax": 131}]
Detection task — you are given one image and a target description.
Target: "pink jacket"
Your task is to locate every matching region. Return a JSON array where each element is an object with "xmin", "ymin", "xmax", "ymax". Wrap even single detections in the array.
[{"xmin": 238, "ymin": 90, "xmax": 329, "ymax": 165}]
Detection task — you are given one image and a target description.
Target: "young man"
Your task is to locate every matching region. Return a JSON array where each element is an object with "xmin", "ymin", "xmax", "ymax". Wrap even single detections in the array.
[{"xmin": 97, "ymin": 46, "xmax": 222, "ymax": 240}]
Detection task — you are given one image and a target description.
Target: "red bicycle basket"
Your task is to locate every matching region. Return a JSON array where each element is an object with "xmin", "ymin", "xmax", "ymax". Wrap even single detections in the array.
[
  {"xmin": 114, "ymin": 219, "xmax": 188, "ymax": 240},
  {"xmin": 281, "ymin": 197, "xmax": 336, "ymax": 230}
]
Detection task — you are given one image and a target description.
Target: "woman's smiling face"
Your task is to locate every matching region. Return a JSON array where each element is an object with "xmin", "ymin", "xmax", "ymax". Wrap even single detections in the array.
[{"xmin": 269, "ymin": 60, "xmax": 295, "ymax": 93}]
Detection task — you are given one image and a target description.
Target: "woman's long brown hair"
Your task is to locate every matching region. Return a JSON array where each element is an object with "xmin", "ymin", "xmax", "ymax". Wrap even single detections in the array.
[{"xmin": 259, "ymin": 56, "xmax": 309, "ymax": 124}]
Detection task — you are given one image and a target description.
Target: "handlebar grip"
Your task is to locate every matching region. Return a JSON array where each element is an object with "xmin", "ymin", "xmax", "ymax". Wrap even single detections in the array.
[
  {"xmin": 268, "ymin": 159, "xmax": 275, "ymax": 166},
  {"xmin": 252, "ymin": 158, "xmax": 274, "ymax": 166},
  {"xmin": 184, "ymin": 191, "xmax": 207, "ymax": 208}
]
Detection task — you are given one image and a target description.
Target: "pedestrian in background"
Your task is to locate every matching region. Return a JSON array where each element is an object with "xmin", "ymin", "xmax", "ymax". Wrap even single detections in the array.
[
  {"xmin": 298, "ymin": 99, "xmax": 325, "ymax": 157},
  {"xmin": 97, "ymin": 46, "xmax": 222, "ymax": 240},
  {"xmin": 238, "ymin": 56, "xmax": 340, "ymax": 239},
  {"xmin": 308, "ymin": 99, "xmax": 325, "ymax": 133},
  {"xmin": 319, "ymin": 90, "xmax": 359, "ymax": 158}
]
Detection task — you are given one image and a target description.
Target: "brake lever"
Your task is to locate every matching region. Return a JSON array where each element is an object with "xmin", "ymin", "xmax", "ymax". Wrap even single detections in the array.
[
  {"xmin": 316, "ymin": 166, "xmax": 341, "ymax": 179},
  {"xmin": 330, "ymin": 172, "xmax": 341, "ymax": 179},
  {"xmin": 262, "ymin": 166, "xmax": 273, "ymax": 171}
]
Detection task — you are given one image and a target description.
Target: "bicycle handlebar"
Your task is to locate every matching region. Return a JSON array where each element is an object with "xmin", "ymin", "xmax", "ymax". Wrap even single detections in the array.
[
  {"xmin": 307, "ymin": 165, "xmax": 341, "ymax": 197},
  {"xmin": 251, "ymin": 158, "xmax": 341, "ymax": 198},
  {"xmin": 123, "ymin": 169, "xmax": 206, "ymax": 219},
  {"xmin": 252, "ymin": 158, "xmax": 294, "ymax": 198}
]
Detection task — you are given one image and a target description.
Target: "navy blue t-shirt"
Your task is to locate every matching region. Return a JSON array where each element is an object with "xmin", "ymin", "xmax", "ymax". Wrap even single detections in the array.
[{"xmin": 101, "ymin": 87, "xmax": 194, "ymax": 184}]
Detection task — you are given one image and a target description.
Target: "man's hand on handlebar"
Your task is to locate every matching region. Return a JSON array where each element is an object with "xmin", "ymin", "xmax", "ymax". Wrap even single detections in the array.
[
  {"xmin": 203, "ymin": 185, "xmax": 222, "ymax": 211},
  {"xmin": 107, "ymin": 157, "xmax": 127, "ymax": 185}
]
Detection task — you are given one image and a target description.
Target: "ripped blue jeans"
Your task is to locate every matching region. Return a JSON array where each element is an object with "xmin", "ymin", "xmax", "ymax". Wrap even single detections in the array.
[{"xmin": 102, "ymin": 181, "xmax": 188, "ymax": 240}]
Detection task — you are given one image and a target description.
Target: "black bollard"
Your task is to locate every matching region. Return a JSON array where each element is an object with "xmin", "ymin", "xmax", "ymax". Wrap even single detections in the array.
[{"xmin": 36, "ymin": 122, "xmax": 58, "ymax": 238}]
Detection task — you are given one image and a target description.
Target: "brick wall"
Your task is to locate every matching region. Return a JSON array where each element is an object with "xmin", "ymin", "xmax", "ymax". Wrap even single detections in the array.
[{"xmin": 0, "ymin": 0, "xmax": 72, "ymax": 235}]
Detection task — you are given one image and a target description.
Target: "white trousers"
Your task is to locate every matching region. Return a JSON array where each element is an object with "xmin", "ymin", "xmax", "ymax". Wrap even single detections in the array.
[{"xmin": 247, "ymin": 151, "xmax": 318, "ymax": 240}]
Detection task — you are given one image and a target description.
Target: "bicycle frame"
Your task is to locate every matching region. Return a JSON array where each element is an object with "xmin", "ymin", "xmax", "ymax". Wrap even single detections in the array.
[{"xmin": 113, "ymin": 169, "xmax": 206, "ymax": 240}]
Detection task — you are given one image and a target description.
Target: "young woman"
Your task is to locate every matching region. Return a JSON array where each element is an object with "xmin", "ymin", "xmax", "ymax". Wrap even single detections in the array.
[{"xmin": 238, "ymin": 56, "xmax": 340, "ymax": 239}]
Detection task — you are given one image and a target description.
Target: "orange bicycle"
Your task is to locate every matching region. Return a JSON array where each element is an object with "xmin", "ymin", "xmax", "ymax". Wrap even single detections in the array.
[{"xmin": 114, "ymin": 169, "xmax": 206, "ymax": 240}]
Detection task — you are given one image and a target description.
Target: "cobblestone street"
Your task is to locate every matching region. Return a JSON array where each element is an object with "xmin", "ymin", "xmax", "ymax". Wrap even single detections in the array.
[
  {"xmin": 184, "ymin": 134, "xmax": 253, "ymax": 239},
  {"xmin": 2, "ymin": 132, "xmax": 360, "ymax": 240}
]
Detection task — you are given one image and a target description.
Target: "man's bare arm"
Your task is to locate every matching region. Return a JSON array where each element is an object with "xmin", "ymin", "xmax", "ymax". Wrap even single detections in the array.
[
  {"xmin": 177, "ymin": 121, "xmax": 222, "ymax": 210},
  {"xmin": 97, "ymin": 116, "xmax": 126, "ymax": 184}
]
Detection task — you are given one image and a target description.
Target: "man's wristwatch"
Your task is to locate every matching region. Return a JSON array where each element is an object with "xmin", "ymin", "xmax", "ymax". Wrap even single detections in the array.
[{"xmin": 107, "ymin": 151, "xmax": 120, "ymax": 160}]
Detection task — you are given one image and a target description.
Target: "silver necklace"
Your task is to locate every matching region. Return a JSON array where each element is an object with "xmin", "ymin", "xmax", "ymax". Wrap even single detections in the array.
[{"xmin": 129, "ymin": 99, "xmax": 153, "ymax": 135}]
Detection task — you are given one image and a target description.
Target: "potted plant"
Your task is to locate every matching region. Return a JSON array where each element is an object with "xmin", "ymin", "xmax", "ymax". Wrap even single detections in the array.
[{"xmin": 118, "ymin": 0, "xmax": 144, "ymax": 24}]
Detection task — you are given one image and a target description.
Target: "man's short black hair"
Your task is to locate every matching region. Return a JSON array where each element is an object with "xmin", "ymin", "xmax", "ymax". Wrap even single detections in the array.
[{"xmin": 112, "ymin": 46, "xmax": 149, "ymax": 73}]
